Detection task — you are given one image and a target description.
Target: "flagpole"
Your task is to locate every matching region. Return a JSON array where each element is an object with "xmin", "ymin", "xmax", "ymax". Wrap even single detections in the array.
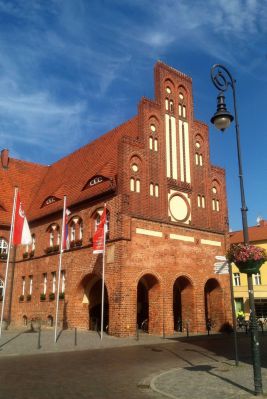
[
  {"xmin": 54, "ymin": 195, "xmax": 66, "ymax": 343},
  {"xmin": 0, "ymin": 187, "xmax": 18, "ymax": 337},
  {"xmin": 100, "ymin": 205, "xmax": 107, "ymax": 340}
]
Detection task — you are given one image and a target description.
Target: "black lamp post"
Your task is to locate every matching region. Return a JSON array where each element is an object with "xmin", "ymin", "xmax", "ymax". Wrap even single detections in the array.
[{"xmin": 210, "ymin": 64, "xmax": 263, "ymax": 396}]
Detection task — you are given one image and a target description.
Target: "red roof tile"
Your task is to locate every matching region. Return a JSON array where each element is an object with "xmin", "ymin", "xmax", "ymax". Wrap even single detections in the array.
[
  {"xmin": 229, "ymin": 221, "xmax": 267, "ymax": 244},
  {"xmin": 0, "ymin": 115, "xmax": 138, "ymax": 224}
]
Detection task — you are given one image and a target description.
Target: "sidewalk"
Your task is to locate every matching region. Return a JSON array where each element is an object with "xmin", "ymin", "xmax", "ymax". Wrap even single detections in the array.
[
  {"xmin": 150, "ymin": 361, "xmax": 267, "ymax": 399},
  {"xmin": 0, "ymin": 327, "xmax": 166, "ymax": 356},
  {"xmin": 0, "ymin": 328, "xmax": 266, "ymax": 398}
]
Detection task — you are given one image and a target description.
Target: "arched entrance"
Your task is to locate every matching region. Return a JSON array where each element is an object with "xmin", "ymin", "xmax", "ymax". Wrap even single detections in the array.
[
  {"xmin": 173, "ymin": 276, "xmax": 194, "ymax": 332},
  {"xmin": 137, "ymin": 274, "xmax": 161, "ymax": 334},
  {"xmin": 82, "ymin": 274, "xmax": 109, "ymax": 332},
  {"xmin": 204, "ymin": 278, "xmax": 224, "ymax": 331}
]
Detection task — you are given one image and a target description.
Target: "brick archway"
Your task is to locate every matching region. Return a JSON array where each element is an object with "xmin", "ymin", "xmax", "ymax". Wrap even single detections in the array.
[
  {"xmin": 137, "ymin": 274, "xmax": 161, "ymax": 335},
  {"xmin": 204, "ymin": 278, "xmax": 224, "ymax": 331},
  {"xmin": 173, "ymin": 276, "xmax": 195, "ymax": 332},
  {"xmin": 82, "ymin": 274, "xmax": 109, "ymax": 332}
]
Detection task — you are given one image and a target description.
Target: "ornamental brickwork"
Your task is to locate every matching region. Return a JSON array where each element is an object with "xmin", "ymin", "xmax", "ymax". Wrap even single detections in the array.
[{"xmin": 0, "ymin": 61, "xmax": 232, "ymax": 336}]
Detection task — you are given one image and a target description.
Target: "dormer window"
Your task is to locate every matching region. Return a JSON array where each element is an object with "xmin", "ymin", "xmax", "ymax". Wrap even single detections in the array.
[
  {"xmin": 89, "ymin": 176, "xmax": 103, "ymax": 186},
  {"xmin": 82, "ymin": 175, "xmax": 107, "ymax": 191},
  {"xmin": 42, "ymin": 196, "xmax": 60, "ymax": 207}
]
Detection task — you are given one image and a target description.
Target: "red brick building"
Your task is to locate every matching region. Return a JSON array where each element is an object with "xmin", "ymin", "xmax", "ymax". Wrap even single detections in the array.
[{"xmin": 0, "ymin": 61, "xmax": 232, "ymax": 336}]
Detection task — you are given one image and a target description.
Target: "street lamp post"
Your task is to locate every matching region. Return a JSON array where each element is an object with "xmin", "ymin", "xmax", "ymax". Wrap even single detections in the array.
[{"xmin": 210, "ymin": 64, "xmax": 263, "ymax": 396}]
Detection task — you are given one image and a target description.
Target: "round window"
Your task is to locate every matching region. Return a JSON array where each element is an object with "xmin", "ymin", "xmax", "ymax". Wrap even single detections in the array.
[{"xmin": 132, "ymin": 164, "xmax": 138, "ymax": 172}]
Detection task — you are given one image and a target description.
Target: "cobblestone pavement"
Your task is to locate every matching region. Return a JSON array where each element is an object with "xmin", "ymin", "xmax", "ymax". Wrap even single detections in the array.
[{"xmin": 0, "ymin": 328, "xmax": 267, "ymax": 398}]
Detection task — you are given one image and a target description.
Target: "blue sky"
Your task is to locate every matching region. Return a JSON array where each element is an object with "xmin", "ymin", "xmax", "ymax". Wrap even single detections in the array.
[{"xmin": 0, "ymin": 0, "xmax": 267, "ymax": 231}]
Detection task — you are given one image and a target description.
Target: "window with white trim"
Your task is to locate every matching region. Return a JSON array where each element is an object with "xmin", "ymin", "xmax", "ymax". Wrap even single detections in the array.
[
  {"xmin": 233, "ymin": 273, "xmax": 241, "ymax": 286},
  {"xmin": 0, "ymin": 238, "xmax": 8, "ymax": 254},
  {"xmin": 130, "ymin": 178, "xmax": 141, "ymax": 193},
  {"xmin": 61, "ymin": 270, "xmax": 65, "ymax": 293},
  {"xmin": 22, "ymin": 276, "xmax": 26, "ymax": 295},
  {"xmin": 254, "ymin": 272, "xmax": 261, "ymax": 285},
  {"xmin": 197, "ymin": 195, "xmax": 205, "ymax": 208},
  {"xmin": 48, "ymin": 224, "xmax": 60, "ymax": 247},
  {"xmin": 52, "ymin": 272, "xmax": 56, "ymax": 293},
  {"xmin": 149, "ymin": 183, "xmax": 159, "ymax": 197},
  {"xmin": 43, "ymin": 273, "xmax": 47, "ymax": 294},
  {"xmin": 29, "ymin": 275, "xmax": 33, "ymax": 295},
  {"xmin": 69, "ymin": 217, "xmax": 83, "ymax": 242}
]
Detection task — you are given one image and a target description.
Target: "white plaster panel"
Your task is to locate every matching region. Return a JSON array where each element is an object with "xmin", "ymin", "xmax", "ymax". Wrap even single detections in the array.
[
  {"xmin": 165, "ymin": 115, "xmax": 171, "ymax": 178},
  {"xmin": 171, "ymin": 116, "xmax": 177, "ymax": 180},
  {"xmin": 169, "ymin": 234, "xmax": 194, "ymax": 242},
  {"xmin": 200, "ymin": 239, "xmax": 221, "ymax": 247},
  {"xmin": 136, "ymin": 228, "xmax": 163, "ymax": 237}
]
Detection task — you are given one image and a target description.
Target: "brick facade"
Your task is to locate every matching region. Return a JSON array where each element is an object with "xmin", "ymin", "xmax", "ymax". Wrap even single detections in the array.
[{"xmin": 0, "ymin": 61, "xmax": 232, "ymax": 336}]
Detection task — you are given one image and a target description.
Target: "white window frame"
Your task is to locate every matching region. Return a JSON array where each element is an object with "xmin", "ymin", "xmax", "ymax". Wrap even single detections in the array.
[
  {"xmin": 61, "ymin": 270, "xmax": 65, "ymax": 293},
  {"xmin": 29, "ymin": 275, "xmax": 33, "ymax": 295},
  {"xmin": 22, "ymin": 276, "xmax": 25, "ymax": 295},
  {"xmin": 43, "ymin": 273, "xmax": 47, "ymax": 295},
  {"xmin": 0, "ymin": 279, "xmax": 4, "ymax": 296},
  {"xmin": 233, "ymin": 273, "xmax": 241, "ymax": 287},
  {"xmin": 52, "ymin": 272, "xmax": 56, "ymax": 293},
  {"xmin": 0, "ymin": 238, "xmax": 8, "ymax": 254},
  {"xmin": 254, "ymin": 272, "xmax": 261, "ymax": 286}
]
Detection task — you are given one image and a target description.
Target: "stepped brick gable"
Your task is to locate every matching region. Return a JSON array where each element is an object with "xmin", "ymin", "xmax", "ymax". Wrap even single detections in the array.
[{"xmin": 0, "ymin": 62, "xmax": 232, "ymax": 336}]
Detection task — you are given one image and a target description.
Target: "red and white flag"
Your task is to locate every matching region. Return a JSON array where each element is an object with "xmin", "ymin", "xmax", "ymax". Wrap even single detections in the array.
[
  {"xmin": 13, "ymin": 193, "xmax": 32, "ymax": 246},
  {"xmin": 93, "ymin": 207, "xmax": 107, "ymax": 254}
]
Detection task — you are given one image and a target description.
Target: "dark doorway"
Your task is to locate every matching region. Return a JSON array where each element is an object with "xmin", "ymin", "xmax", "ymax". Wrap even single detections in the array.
[{"xmin": 89, "ymin": 279, "xmax": 109, "ymax": 332}]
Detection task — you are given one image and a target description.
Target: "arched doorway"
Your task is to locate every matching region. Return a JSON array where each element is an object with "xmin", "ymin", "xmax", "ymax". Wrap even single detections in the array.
[
  {"xmin": 204, "ymin": 278, "xmax": 224, "ymax": 331},
  {"xmin": 137, "ymin": 274, "xmax": 161, "ymax": 334},
  {"xmin": 89, "ymin": 279, "xmax": 108, "ymax": 331},
  {"xmin": 82, "ymin": 274, "xmax": 109, "ymax": 332},
  {"xmin": 173, "ymin": 276, "xmax": 194, "ymax": 332}
]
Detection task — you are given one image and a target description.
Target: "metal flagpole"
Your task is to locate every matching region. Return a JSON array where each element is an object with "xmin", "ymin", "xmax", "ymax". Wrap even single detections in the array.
[
  {"xmin": 54, "ymin": 195, "xmax": 66, "ymax": 343},
  {"xmin": 0, "ymin": 187, "xmax": 18, "ymax": 337},
  {"xmin": 100, "ymin": 205, "xmax": 107, "ymax": 340}
]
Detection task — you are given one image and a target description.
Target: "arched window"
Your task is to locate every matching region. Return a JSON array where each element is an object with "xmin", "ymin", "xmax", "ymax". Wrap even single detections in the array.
[
  {"xmin": 94, "ymin": 208, "xmax": 110, "ymax": 239},
  {"xmin": 178, "ymin": 90, "xmax": 187, "ymax": 120},
  {"xmin": 0, "ymin": 238, "xmax": 8, "ymax": 254},
  {"xmin": 212, "ymin": 185, "xmax": 220, "ymax": 212},
  {"xmin": 69, "ymin": 217, "xmax": 83, "ymax": 248},
  {"xmin": 47, "ymin": 224, "xmax": 60, "ymax": 249}
]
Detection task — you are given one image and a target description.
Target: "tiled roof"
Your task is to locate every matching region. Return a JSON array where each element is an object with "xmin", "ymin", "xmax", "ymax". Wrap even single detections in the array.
[
  {"xmin": 0, "ymin": 115, "xmax": 139, "ymax": 224},
  {"xmin": 229, "ymin": 222, "xmax": 267, "ymax": 244}
]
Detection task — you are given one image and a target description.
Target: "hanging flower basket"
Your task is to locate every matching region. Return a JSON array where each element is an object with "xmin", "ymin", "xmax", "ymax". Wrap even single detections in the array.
[{"xmin": 227, "ymin": 244, "xmax": 267, "ymax": 274}]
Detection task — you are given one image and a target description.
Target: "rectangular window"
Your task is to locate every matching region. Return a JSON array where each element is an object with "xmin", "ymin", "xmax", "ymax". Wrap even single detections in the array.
[
  {"xmin": 254, "ymin": 273, "xmax": 261, "ymax": 285},
  {"xmin": 29, "ymin": 275, "xmax": 33, "ymax": 295},
  {"xmin": 22, "ymin": 276, "xmax": 25, "ymax": 295},
  {"xmin": 43, "ymin": 273, "xmax": 47, "ymax": 294},
  {"xmin": 150, "ymin": 183, "xmax": 154, "ymax": 196},
  {"xmin": 71, "ymin": 225, "xmax": 75, "ymax": 241},
  {"xmin": 154, "ymin": 138, "xmax": 158, "ymax": 152},
  {"xmin": 61, "ymin": 270, "xmax": 65, "ymax": 293},
  {"xmin": 233, "ymin": 273, "xmax": 241, "ymax": 286},
  {"xmin": 155, "ymin": 184, "xmax": 159, "ymax": 197},
  {"xmin": 52, "ymin": 272, "xmax": 56, "ymax": 293}
]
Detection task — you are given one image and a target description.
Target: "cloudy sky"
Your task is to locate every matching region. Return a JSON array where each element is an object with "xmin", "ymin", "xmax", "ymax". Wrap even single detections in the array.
[{"xmin": 0, "ymin": 0, "xmax": 266, "ymax": 231}]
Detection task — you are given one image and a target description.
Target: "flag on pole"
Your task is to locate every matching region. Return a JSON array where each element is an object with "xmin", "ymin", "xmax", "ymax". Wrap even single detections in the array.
[
  {"xmin": 93, "ymin": 207, "xmax": 107, "ymax": 254},
  {"xmin": 62, "ymin": 208, "xmax": 71, "ymax": 251},
  {"xmin": 13, "ymin": 192, "xmax": 32, "ymax": 246}
]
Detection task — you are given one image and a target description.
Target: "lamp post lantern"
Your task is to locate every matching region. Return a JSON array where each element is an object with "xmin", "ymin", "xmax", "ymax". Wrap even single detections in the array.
[{"xmin": 210, "ymin": 64, "xmax": 263, "ymax": 396}]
